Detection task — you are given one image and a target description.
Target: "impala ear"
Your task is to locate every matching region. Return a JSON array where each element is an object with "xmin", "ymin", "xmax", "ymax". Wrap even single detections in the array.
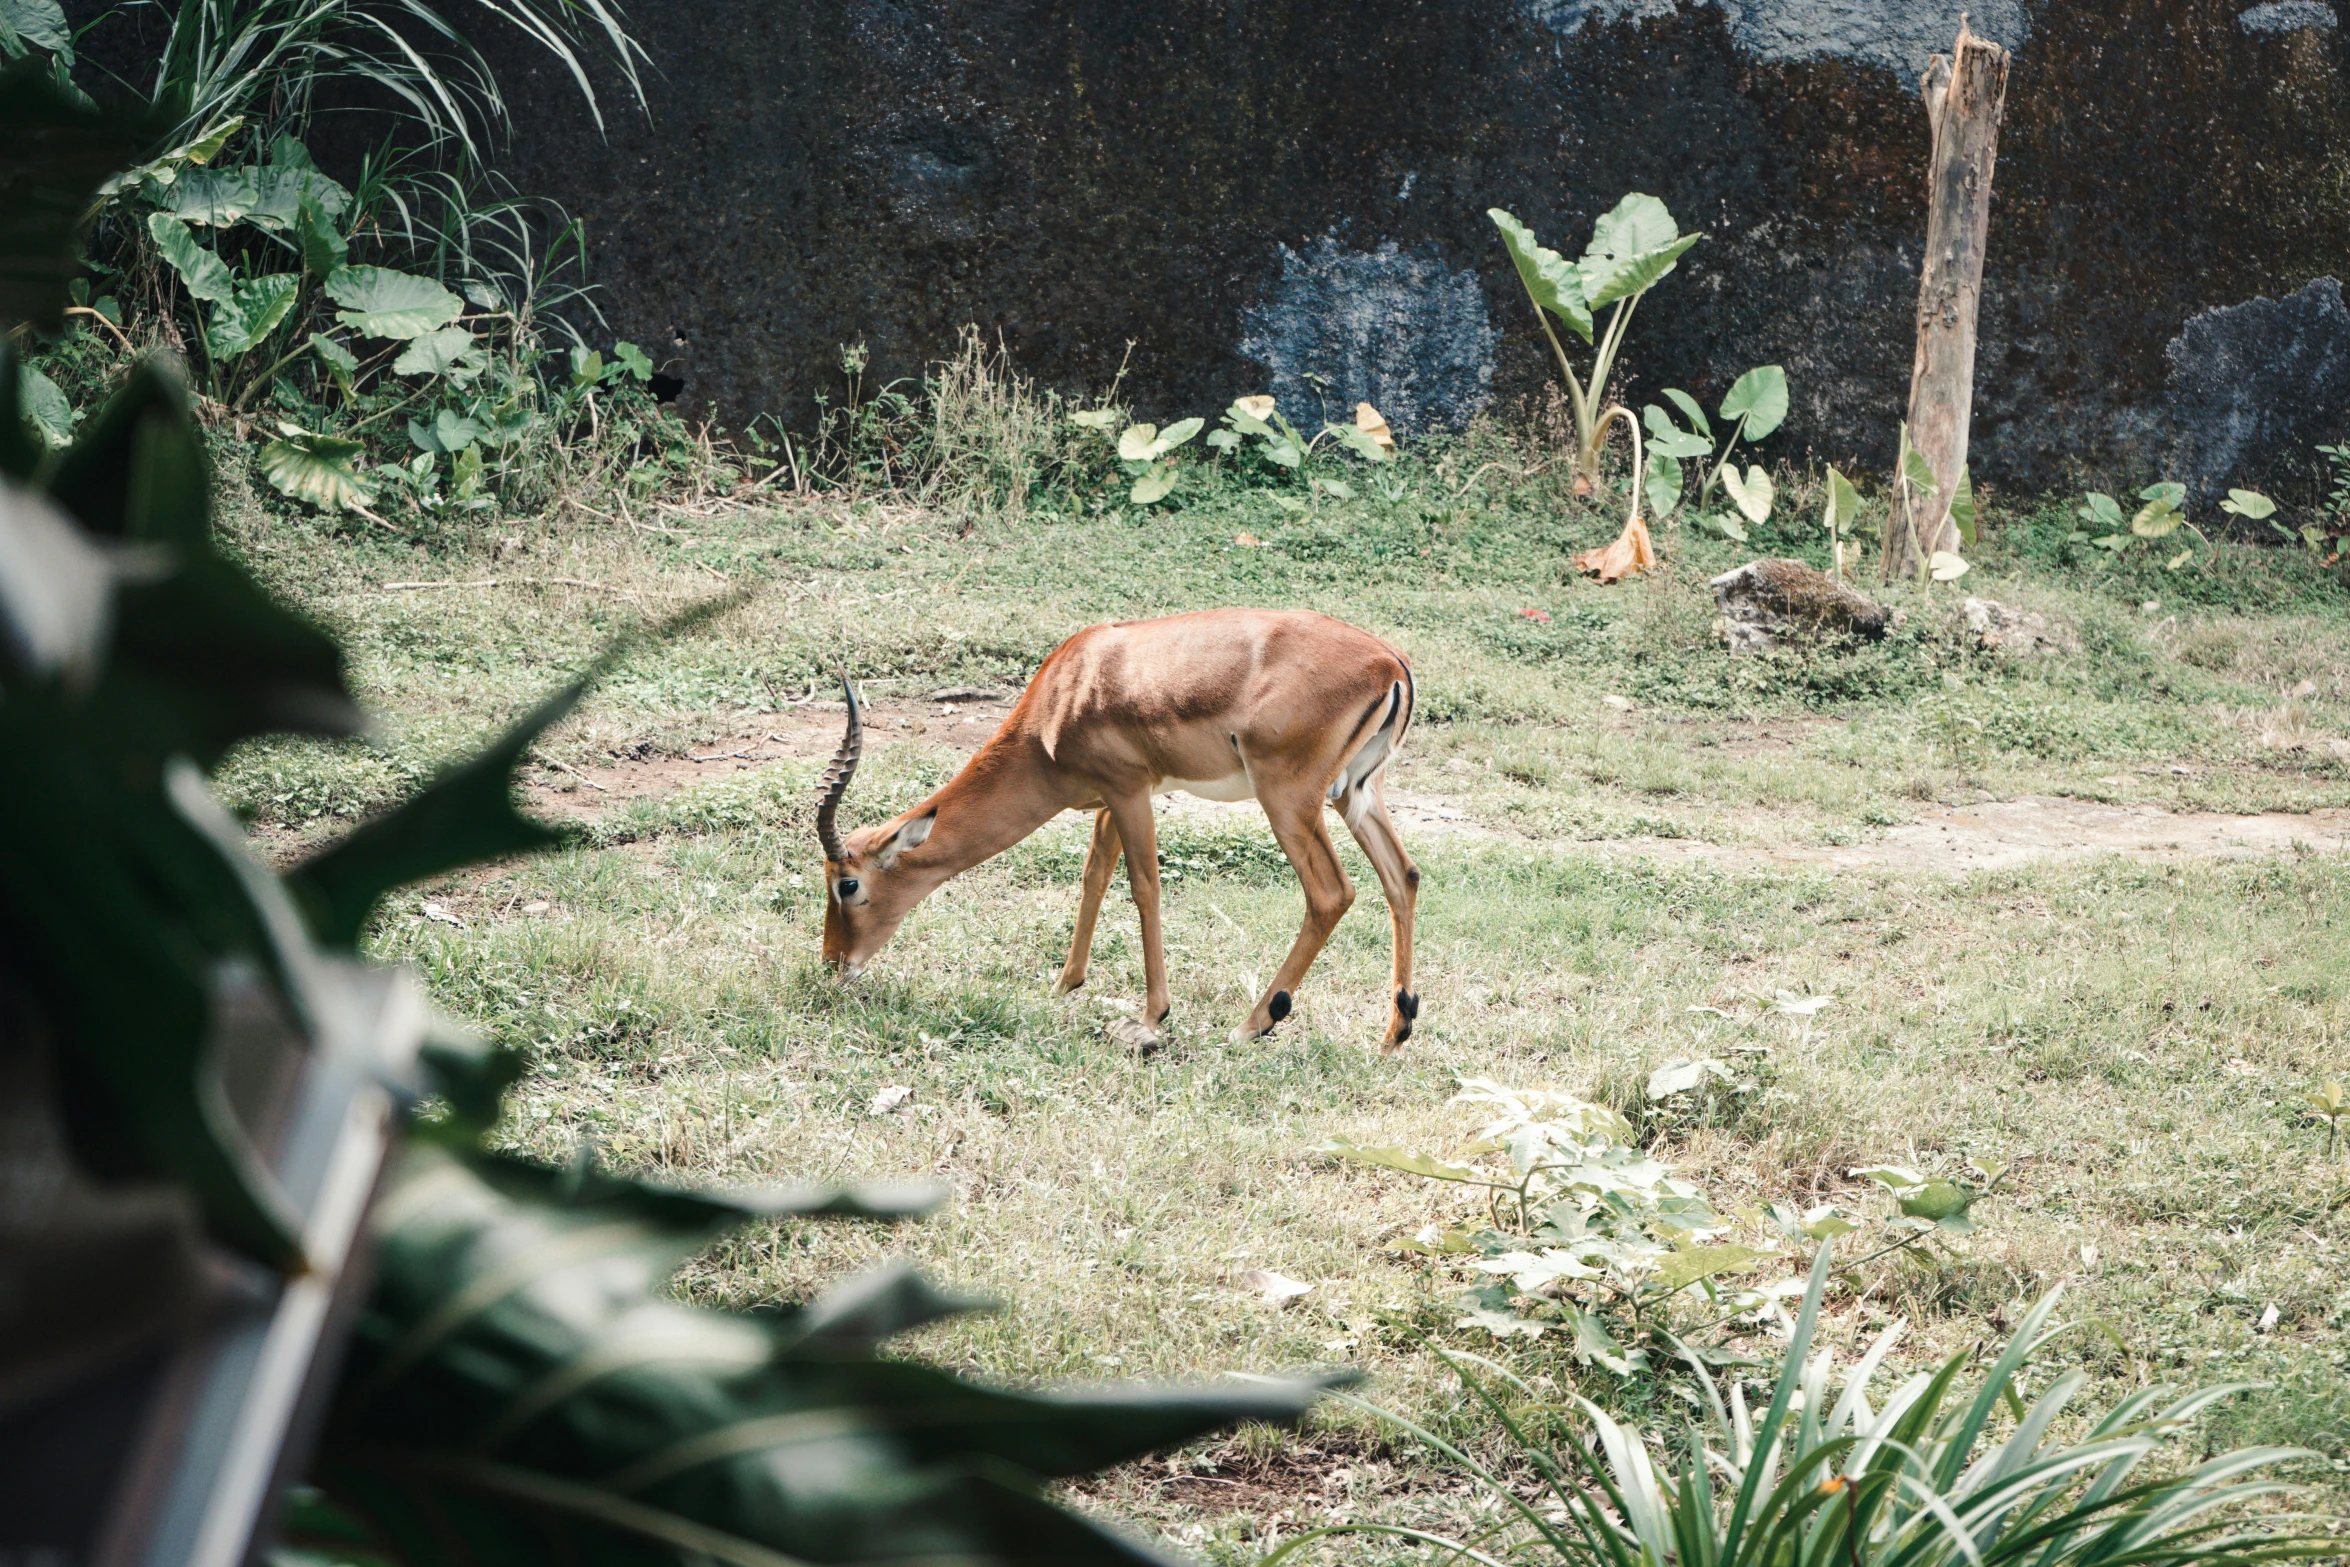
[{"xmin": 874, "ymin": 809, "xmax": 935, "ymax": 869}]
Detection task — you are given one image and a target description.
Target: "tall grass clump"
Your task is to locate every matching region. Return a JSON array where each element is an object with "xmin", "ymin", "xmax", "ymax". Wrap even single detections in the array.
[
  {"xmin": 792, "ymin": 327, "xmax": 1125, "ymax": 521},
  {"xmin": 919, "ymin": 326, "xmax": 1106, "ymax": 519},
  {"xmin": 1271, "ymin": 1247, "xmax": 2335, "ymax": 1567},
  {"xmin": 117, "ymin": 0, "xmax": 647, "ymax": 161}
]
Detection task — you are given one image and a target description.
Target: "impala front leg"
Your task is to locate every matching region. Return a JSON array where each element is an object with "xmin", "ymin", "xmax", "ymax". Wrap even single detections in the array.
[
  {"xmin": 1055, "ymin": 809, "xmax": 1121, "ymax": 995},
  {"xmin": 1103, "ymin": 792, "xmax": 1173, "ymax": 1036}
]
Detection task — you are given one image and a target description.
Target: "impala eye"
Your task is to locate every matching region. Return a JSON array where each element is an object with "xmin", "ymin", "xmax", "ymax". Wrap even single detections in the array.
[{"xmin": 837, "ymin": 878, "xmax": 860, "ymax": 899}]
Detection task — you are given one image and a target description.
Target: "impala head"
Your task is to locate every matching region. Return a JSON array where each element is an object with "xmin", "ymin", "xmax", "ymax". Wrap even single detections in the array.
[{"xmin": 815, "ymin": 676, "xmax": 936, "ymax": 976}]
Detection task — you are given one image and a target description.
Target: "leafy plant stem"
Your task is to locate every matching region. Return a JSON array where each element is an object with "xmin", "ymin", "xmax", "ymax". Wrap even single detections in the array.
[
  {"xmin": 1524, "ymin": 283, "xmax": 1591, "ymax": 414},
  {"xmin": 64, "ymin": 305, "xmax": 135, "ymax": 355},
  {"xmin": 341, "ymin": 374, "xmax": 437, "ymax": 435},
  {"xmin": 233, "ymin": 329, "xmax": 320, "ymax": 412},
  {"xmin": 1600, "ymin": 402, "xmax": 1646, "ymax": 537},
  {"xmin": 1578, "ymin": 297, "xmax": 1640, "ymax": 479},
  {"xmin": 1698, "ymin": 411, "xmax": 1755, "ymax": 511}
]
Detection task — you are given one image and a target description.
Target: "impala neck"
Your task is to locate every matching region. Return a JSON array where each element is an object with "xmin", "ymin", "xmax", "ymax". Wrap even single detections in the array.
[{"xmin": 891, "ymin": 738, "xmax": 1066, "ymax": 890}]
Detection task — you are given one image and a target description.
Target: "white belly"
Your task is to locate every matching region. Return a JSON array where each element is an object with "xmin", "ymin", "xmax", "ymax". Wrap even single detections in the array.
[{"xmin": 1153, "ymin": 772, "xmax": 1256, "ymax": 803}]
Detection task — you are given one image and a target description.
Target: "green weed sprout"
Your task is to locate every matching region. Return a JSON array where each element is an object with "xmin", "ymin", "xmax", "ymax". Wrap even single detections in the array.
[
  {"xmin": 1641, "ymin": 366, "xmax": 1791, "ymax": 541},
  {"xmin": 2306, "ymin": 1080, "xmax": 2348, "ymax": 1157}
]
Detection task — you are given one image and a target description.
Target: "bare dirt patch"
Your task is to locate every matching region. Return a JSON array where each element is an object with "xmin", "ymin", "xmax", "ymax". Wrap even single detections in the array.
[
  {"xmin": 1069, "ymin": 1429, "xmax": 1476, "ymax": 1523},
  {"xmin": 1604, "ymin": 796, "xmax": 2350, "ymax": 873}
]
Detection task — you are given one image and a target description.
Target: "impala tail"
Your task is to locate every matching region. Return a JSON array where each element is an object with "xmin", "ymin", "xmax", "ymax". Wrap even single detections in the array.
[{"xmin": 1329, "ymin": 669, "xmax": 1414, "ymax": 830}]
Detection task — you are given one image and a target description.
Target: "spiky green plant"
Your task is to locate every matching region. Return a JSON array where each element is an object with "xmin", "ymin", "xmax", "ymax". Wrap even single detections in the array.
[
  {"xmin": 1266, "ymin": 1246, "xmax": 2335, "ymax": 1567},
  {"xmin": 120, "ymin": 0, "xmax": 648, "ymax": 165}
]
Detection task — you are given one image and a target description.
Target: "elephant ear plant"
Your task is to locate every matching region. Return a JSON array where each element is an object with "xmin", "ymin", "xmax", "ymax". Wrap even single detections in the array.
[
  {"xmin": 1267, "ymin": 1244, "xmax": 2335, "ymax": 1567},
  {"xmin": 0, "ymin": 65, "xmax": 1336, "ymax": 1567},
  {"xmin": 1641, "ymin": 365, "xmax": 1790, "ymax": 541},
  {"xmin": 1489, "ymin": 194, "xmax": 1700, "ymax": 491}
]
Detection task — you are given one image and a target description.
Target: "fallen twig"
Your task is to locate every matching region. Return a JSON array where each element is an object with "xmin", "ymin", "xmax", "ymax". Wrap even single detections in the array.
[
  {"xmin": 347, "ymin": 500, "xmax": 406, "ymax": 536},
  {"xmin": 65, "ymin": 305, "xmax": 136, "ymax": 355},
  {"xmin": 539, "ymin": 754, "xmax": 609, "ymax": 792}
]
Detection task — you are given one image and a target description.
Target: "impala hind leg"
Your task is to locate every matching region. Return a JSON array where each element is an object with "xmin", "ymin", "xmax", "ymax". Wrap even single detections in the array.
[
  {"xmin": 1054, "ymin": 809, "xmax": 1122, "ymax": 995},
  {"xmin": 1342, "ymin": 777, "xmax": 1421, "ymax": 1052},
  {"xmin": 1230, "ymin": 783, "xmax": 1355, "ymax": 1045},
  {"xmin": 1101, "ymin": 792, "xmax": 1173, "ymax": 1034}
]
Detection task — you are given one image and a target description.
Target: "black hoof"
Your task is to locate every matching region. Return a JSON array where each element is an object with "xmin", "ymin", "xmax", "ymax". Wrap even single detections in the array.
[
  {"xmin": 1391, "ymin": 1023, "xmax": 1413, "ymax": 1046},
  {"xmin": 1395, "ymin": 989, "xmax": 1419, "ymax": 1020},
  {"xmin": 1267, "ymin": 990, "xmax": 1292, "ymax": 1024}
]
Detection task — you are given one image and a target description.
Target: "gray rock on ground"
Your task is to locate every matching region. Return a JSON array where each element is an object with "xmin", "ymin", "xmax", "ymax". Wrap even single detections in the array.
[
  {"xmin": 1709, "ymin": 559, "xmax": 1893, "ymax": 654},
  {"xmin": 1959, "ymin": 597, "xmax": 2080, "ymax": 655}
]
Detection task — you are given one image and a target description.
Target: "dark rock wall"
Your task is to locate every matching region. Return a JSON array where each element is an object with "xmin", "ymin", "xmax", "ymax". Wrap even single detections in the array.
[{"xmin": 307, "ymin": 3, "xmax": 2350, "ymax": 492}]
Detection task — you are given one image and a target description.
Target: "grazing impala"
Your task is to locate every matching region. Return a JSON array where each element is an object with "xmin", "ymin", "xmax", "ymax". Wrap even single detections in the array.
[{"xmin": 815, "ymin": 609, "xmax": 1422, "ymax": 1050}]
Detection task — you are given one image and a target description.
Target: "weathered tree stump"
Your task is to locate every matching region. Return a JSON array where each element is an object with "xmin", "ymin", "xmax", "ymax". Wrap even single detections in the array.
[{"xmin": 1884, "ymin": 20, "xmax": 2010, "ymax": 581}]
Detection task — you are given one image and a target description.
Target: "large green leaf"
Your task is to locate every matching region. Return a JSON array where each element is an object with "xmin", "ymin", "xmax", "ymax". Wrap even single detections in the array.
[
  {"xmin": 327, "ymin": 264, "xmax": 463, "ymax": 340},
  {"xmin": 1584, "ymin": 191, "xmax": 1680, "ymax": 262},
  {"xmin": 1949, "ymin": 464, "xmax": 1978, "ymax": 544},
  {"xmin": 1643, "ymin": 449, "xmax": 1684, "ymax": 519},
  {"xmin": 0, "ymin": 387, "xmax": 353, "ymax": 1262},
  {"xmin": 146, "ymin": 210, "xmax": 236, "ymax": 307},
  {"xmin": 296, "ymin": 197, "xmax": 348, "ymax": 278},
  {"xmin": 1329, "ymin": 420, "xmax": 1389, "ymax": 464},
  {"xmin": 205, "ymin": 271, "xmax": 300, "ymax": 359},
  {"xmin": 260, "ymin": 423, "xmax": 375, "ymax": 512},
  {"xmin": 1488, "ymin": 208, "xmax": 1593, "ymax": 342},
  {"xmin": 1719, "ymin": 364, "xmax": 1788, "ymax": 441},
  {"xmin": 242, "ymin": 164, "xmax": 352, "ymax": 228},
  {"xmin": 1582, "ymin": 234, "xmax": 1699, "ymax": 311},
  {"xmin": 391, "ymin": 325, "xmax": 481, "ymax": 378},
  {"xmin": 1820, "ymin": 464, "xmax": 1862, "ymax": 535},
  {"xmin": 0, "ymin": 0, "xmax": 73, "ymax": 60},
  {"xmin": 17, "ymin": 359, "xmax": 72, "ymax": 446},
  {"xmin": 310, "ymin": 1143, "xmax": 1337, "ymax": 1567},
  {"xmin": 0, "ymin": 58, "xmax": 143, "ymax": 328},
  {"xmin": 1129, "ymin": 462, "xmax": 1177, "ymax": 505},
  {"xmin": 102, "ymin": 111, "xmax": 242, "ymax": 199},
  {"xmin": 1642, "ymin": 404, "xmax": 1711, "ymax": 459},
  {"xmin": 1578, "ymin": 193, "xmax": 1699, "ymax": 309},
  {"xmin": 152, "ymin": 163, "xmax": 353, "ymax": 231},
  {"xmin": 144, "ymin": 166, "xmax": 262, "ymax": 227},
  {"xmin": 1662, "ymin": 387, "xmax": 1711, "ymax": 439},
  {"xmin": 408, "ymin": 407, "xmax": 484, "ymax": 454}
]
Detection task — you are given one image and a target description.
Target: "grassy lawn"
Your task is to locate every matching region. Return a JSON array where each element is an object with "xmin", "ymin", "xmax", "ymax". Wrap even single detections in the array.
[{"xmin": 216, "ymin": 446, "xmax": 2350, "ymax": 1558}]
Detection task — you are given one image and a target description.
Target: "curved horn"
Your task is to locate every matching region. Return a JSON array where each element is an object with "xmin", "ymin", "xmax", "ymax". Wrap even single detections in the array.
[{"xmin": 813, "ymin": 672, "xmax": 863, "ymax": 863}]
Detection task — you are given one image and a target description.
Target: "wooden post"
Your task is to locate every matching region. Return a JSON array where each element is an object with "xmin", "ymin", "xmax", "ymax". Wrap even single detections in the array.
[{"xmin": 1884, "ymin": 18, "xmax": 2010, "ymax": 581}]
